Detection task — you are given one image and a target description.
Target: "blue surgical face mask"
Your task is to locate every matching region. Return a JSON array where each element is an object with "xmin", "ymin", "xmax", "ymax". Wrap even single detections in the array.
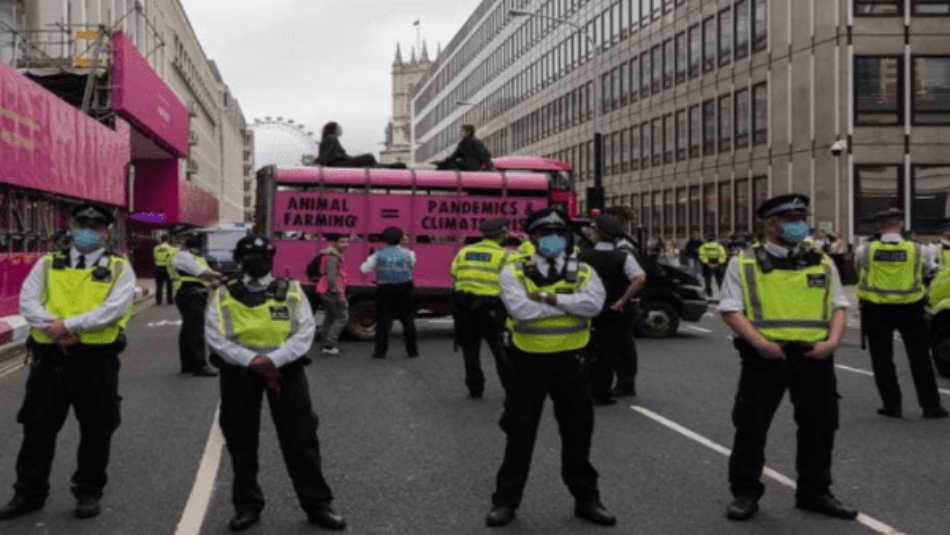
[
  {"xmin": 781, "ymin": 221, "xmax": 810, "ymax": 244},
  {"xmin": 537, "ymin": 234, "xmax": 567, "ymax": 258},
  {"xmin": 73, "ymin": 228, "xmax": 102, "ymax": 253}
]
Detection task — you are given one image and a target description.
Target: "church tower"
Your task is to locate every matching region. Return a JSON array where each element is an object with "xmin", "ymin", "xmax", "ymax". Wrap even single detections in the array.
[{"xmin": 380, "ymin": 41, "xmax": 433, "ymax": 165}]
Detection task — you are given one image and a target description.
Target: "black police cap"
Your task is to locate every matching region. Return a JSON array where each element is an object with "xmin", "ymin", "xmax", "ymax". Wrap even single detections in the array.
[
  {"xmin": 71, "ymin": 203, "xmax": 115, "ymax": 225},
  {"xmin": 480, "ymin": 218, "xmax": 509, "ymax": 235},
  {"xmin": 233, "ymin": 235, "xmax": 275, "ymax": 259},
  {"xmin": 168, "ymin": 224, "xmax": 197, "ymax": 237},
  {"xmin": 525, "ymin": 208, "xmax": 570, "ymax": 233},
  {"xmin": 591, "ymin": 215, "xmax": 623, "ymax": 239},
  {"xmin": 872, "ymin": 208, "xmax": 905, "ymax": 222},
  {"xmin": 756, "ymin": 194, "xmax": 810, "ymax": 220}
]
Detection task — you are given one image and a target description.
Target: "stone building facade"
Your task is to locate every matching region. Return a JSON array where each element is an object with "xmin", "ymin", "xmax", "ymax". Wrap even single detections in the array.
[{"xmin": 380, "ymin": 42, "xmax": 434, "ymax": 165}]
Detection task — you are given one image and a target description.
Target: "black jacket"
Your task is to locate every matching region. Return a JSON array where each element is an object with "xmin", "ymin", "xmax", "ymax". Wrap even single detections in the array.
[
  {"xmin": 317, "ymin": 134, "xmax": 348, "ymax": 166},
  {"xmin": 443, "ymin": 136, "xmax": 493, "ymax": 171}
]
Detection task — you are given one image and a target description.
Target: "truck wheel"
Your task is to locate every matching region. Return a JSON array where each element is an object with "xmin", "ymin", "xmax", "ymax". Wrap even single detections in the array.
[
  {"xmin": 636, "ymin": 301, "xmax": 680, "ymax": 338},
  {"xmin": 346, "ymin": 300, "xmax": 377, "ymax": 342}
]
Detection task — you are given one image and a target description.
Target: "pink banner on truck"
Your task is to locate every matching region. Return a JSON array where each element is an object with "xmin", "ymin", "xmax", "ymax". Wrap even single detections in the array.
[
  {"xmin": 0, "ymin": 60, "xmax": 130, "ymax": 206},
  {"xmin": 414, "ymin": 196, "xmax": 544, "ymax": 235},
  {"xmin": 112, "ymin": 30, "xmax": 190, "ymax": 158}
]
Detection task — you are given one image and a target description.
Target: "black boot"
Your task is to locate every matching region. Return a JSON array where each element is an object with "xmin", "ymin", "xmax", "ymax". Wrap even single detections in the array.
[
  {"xmin": 574, "ymin": 500, "xmax": 617, "ymax": 526},
  {"xmin": 228, "ymin": 510, "xmax": 260, "ymax": 531},
  {"xmin": 308, "ymin": 504, "xmax": 346, "ymax": 530},
  {"xmin": 0, "ymin": 494, "xmax": 44, "ymax": 520},
  {"xmin": 486, "ymin": 505, "xmax": 516, "ymax": 527},
  {"xmin": 75, "ymin": 497, "xmax": 101, "ymax": 519}
]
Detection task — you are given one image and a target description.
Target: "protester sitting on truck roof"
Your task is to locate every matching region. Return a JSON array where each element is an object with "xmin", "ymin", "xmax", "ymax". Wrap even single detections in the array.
[
  {"xmin": 437, "ymin": 124, "xmax": 493, "ymax": 171},
  {"xmin": 317, "ymin": 122, "xmax": 378, "ymax": 168}
]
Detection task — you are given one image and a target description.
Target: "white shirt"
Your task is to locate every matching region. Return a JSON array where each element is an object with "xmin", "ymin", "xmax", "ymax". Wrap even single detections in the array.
[
  {"xmin": 499, "ymin": 252, "xmax": 606, "ymax": 322},
  {"xmin": 360, "ymin": 246, "xmax": 417, "ymax": 273},
  {"xmin": 854, "ymin": 233, "xmax": 939, "ymax": 273},
  {"xmin": 171, "ymin": 248, "xmax": 210, "ymax": 276},
  {"xmin": 20, "ymin": 247, "xmax": 138, "ymax": 334},
  {"xmin": 717, "ymin": 242, "xmax": 850, "ymax": 313},
  {"xmin": 205, "ymin": 274, "xmax": 316, "ymax": 368},
  {"xmin": 594, "ymin": 242, "xmax": 646, "ymax": 281}
]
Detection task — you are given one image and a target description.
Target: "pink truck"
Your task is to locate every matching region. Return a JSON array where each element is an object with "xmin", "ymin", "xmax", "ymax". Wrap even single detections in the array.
[{"xmin": 255, "ymin": 156, "xmax": 577, "ymax": 339}]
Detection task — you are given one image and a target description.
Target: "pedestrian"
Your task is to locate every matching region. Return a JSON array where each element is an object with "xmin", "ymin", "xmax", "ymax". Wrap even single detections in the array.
[
  {"xmin": 718, "ymin": 193, "xmax": 857, "ymax": 522},
  {"xmin": 578, "ymin": 215, "xmax": 646, "ymax": 405},
  {"xmin": 486, "ymin": 208, "xmax": 616, "ymax": 528},
  {"xmin": 205, "ymin": 235, "xmax": 346, "ymax": 532},
  {"xmin": 450, "ymin": 218, "xmax": 513, "ymax": 398},
  {"xmin": 855, "ymin": 209, "xmax": 948, "ymax": 419},
  {"xmin": 167, "ymin": 224, "xmax": 221, "ymax": 377},
  {"xmin": 361, "ymin": 226, "xmax": 419, "ymax": 359},
  {"xmin": 438, "ymin": 124, "xmax": 494, "ymax": 171},
  {"xmin": 699, "ymin": 233, "xmax": 727, "ymax": 297},
  {"xmin": 153, "ymin": 233, "xmax": 175, "ymax": 305},
  {"xmin": 314, "ymin": 234, "xmax": 351, "ymax": 356},
  {"xmin": 0, "ymin": 203, "xmax": 135, "ymax": 521},
  {"xmin": 317, "ymin": 121, "xmax": 377, "ymax": 168},
  {"xmin": 685, "ymin": 231, "xmax": 703, "ymax": 277}
]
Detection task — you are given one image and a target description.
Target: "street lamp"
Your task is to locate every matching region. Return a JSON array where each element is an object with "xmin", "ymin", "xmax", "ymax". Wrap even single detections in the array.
[
  {"xmin": 457, "ymin": 100, "xmax": 514, "ymax": 156},
  {"xmin": 510, "ymin": 8, "xmax": 604, "ymax": 212}
]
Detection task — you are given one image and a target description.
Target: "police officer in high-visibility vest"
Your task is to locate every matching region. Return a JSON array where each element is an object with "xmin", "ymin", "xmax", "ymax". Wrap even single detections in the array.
[
  {"xmin": 855, "ymin": 209, "xmax": 947, "ymax": 419},
  {"xmin": 167, "ymin": 224, "xmax": 221, "ymax": 376},
  {"xmin": 0, "ymin": 204, "xmax": 135, "ymax": 521},
  {"xmin": 699, "ymin": 233, "xmax": 727, "ymax": 297},
  {"xmin": 153, "ymin": 234, "xmax": 175, "ymax": 305},
  {"xmin": 360, "ymin": 226, "xmax": 418, "ymax": 359},
  {"xmin": 486, "ymin": 208, "xmax": 616, "ymax": 528},
  {"xmin": 718, "ymin": 194, "xmax": 858, "ymax": 522},
  {"xmin": 450, "ymin": 218, "xmax": 513, "ymax": 398},
  {"xmin": 929, "ymin": 219, "xmax": 950, "ymax": 272},
  {"xmin": 205, "ymin": 236, "xmax": 346, "ymax": 532}
]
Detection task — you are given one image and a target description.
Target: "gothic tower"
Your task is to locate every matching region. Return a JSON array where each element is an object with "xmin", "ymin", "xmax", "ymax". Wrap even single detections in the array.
[{"xmin": 380, "ymin": 40, "xmax": 433, "ymax": 164}]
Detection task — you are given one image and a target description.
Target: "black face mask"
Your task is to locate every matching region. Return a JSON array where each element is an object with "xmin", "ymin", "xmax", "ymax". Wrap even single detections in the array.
[{"xmin": 242, "ymin": 258, "xmax": 273, "ymax": 278}]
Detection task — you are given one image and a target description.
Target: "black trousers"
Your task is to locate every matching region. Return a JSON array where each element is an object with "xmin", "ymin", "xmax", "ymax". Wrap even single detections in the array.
[
  {"xmin": 328, "ymin": 154, "xmax": 376, "ymax": 168},
  {"xmin": 457, "ymin": 298, "xmax": 509, "ymax": 394},
  {"xmin": 14, "ymin": 341, "xmax": 123, "ymax": 501},
  {"xmin": 728, "ymin": 341, "xmax": 838, "ymax": 502},
  {"xmin": 217, "ymin": 360, "xmax": 334, "ymax": 515},
  {"xmin": 591, "ymin": 311, "xmax": 625, "ymax": 401},
  {"xmin": 702, "ymin": 264, "xmax": 725, "ymax": 297},
  {"xmin": 861, "ymin": 300, "xmax": 943, "ymax": 410},
  {"xmin": 175, "ymin": 286, "xmax": 210, "ymax": 372},
  {"xmin": 374, "ymin": 282, "xmax": 418, "ymax": 358},
  {"xmin": 492, "ymin": 348, "xmax": 599, "ymax": 509},
  {"xmin": 616, "ymin": 304, "xmax": 639, "ymax": 391},
  {"xmin": 155, "ymin": 268, "xmax": 174, "ymax": 305}
]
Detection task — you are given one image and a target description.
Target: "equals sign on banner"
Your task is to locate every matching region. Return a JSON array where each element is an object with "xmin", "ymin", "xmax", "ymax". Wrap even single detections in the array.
[{"xmin": 381, "ymin": 209, "xmax": 400, "ymax": 219}]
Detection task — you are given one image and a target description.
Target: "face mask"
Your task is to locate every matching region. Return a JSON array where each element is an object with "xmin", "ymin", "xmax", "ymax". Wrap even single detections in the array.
[
  {"xmin": 537, "ymin": 234, "xmax": 567, "ymax": 258},
  {"xmin": 781, "ymin": 221, "xmax": 810, "ymax": 244},
  {"xmin": 242, "ymin": 258, "xmax": 273, "ymax": 278},
  {"xmin": 73, "ymin": 228, "xmax": 102, "ymax": 253}
]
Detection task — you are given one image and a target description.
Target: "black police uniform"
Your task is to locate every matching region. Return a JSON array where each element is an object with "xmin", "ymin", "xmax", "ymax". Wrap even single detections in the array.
[{"xmin": 169, "ymin": 225, "xmax": 216, "ymax": 376}]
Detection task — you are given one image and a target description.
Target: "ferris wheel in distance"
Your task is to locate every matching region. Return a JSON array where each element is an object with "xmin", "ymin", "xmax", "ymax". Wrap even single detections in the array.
[{"xmin": 248, "ymin": 116, "xmax": 319, "ymax": 170}]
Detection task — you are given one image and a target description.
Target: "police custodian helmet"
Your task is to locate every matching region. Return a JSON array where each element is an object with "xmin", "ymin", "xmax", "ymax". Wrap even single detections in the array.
[{"xmin": 233, "ymin": 235, "xmax": 276, "ymax": 260}]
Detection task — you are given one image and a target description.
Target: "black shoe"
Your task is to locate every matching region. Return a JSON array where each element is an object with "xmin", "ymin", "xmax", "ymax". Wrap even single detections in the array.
[
  {"xmin": 574, "ymin": 500, "xmax": 616, "ymax": 526},
  {"xmin": 795, "ymin": 495, "xmax": 858, "ymax": 520},
  {"xmin": 308, "ymin": 505, "xmax": 346, "ymax": 530},
  {"xmin": 0, "ymin": 495, "xmax": 44, "ymax": 520},
  {"xmin": 75, "ymin": 497, "xmax": 100, "ymax": 519},
  {"xmin": 371, "ymin": 354, "xmax": 385, "ymax": 359},
  {"xmin": 407, "ymin": 354, "xmax": 420, "ymax": 358},
  {"xmin": 725, "ymin": 498, "xmax": 759, "ymax": 521},
  {"xmin": 486, "ymin": 505, "xmax": 516, "ymax": 527},
  {"xmin": 469, "ymin": 391, "xmax": 484, "ymax": 399},
  {"xmin": 229, "ymin": 511, "xmax": 260, "ymax": 531},
  {"xmin": 877, "ymin": 407, "xmax": 902, "ymax": 418},
  {"xmin": 593, "ymin": 397, "xmax": 618, "ymax": 406},
  {"xmin": 193, "ymin": 367, "xmax": 219, "ymax": 377},
  {"xmin": 611, "ymin": 386, "xmax": 636, "ymax": 398},
  {"xmin": 923, "ymin": 406, "xmax": 949, "ymax": 419}
]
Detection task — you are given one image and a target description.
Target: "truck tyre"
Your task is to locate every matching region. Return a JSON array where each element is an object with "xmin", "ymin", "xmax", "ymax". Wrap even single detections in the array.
[
  {"xmin": 346, "ymin": 299, "xmax": 378, "ymax": 342},
  {"xmin": 636, "ymin": 300, "xmax": 680, "ymax": 338}
]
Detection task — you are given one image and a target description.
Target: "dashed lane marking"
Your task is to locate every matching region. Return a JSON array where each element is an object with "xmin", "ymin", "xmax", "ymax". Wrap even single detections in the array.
[
  {"xmin": 0, "ymin": 360, "xmax": 24, "ymax": 379},
  {"xmin": 836, "ymin": 364, "xmax": 950, "ymax": 396},
  {"xmin": 684, "ymin": 326, "xmax": 712, "ymax": 333},
  {"xmin": 149, "ymin": 319, "xmax": 183, "ymax": 327},
  {"xmin": 175, "ymin": 403, "xmax": 225, "ymax": 535},
  {"xmin": 631, "ymin": 405, "xmax": 908, "ymax": 535}
]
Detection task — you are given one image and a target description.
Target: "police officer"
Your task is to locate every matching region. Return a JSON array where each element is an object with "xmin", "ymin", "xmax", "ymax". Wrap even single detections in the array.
[
  {"xmin": 206, "ymin": 235, "xmax": 346, "ymax": 532},
  {"xmin": 167, "ymin": 224, "xmax": 221, "ymax": 376},
  {"xmin": 578, "ymin": 215, "xmax": 646, "ymax": 404},
  {"xmin": 718, "ymin": 194, "xmax": 856, "ymax": 522},
  {"xmin": 699, "ymin": 233, "xmax": 727, "ymax": 297},
  {"xmin": 855, "ymin": 209, "xmax": 947, "ymax": 419},
  {"xmin": 153, "ymin": 234, "xmax": 175, "ymax": 305},
  {"xmin": 450, "ymin": 218, "xmax": 513, "ymax": 398},
  {"xmin": 0, "ymin": 204, "xmax": 135, "ymax": 521},
  {"xmin": 360, "ymin": 226, "xmax": 418, "ymax": 359},
  {"xmin": 486, "ymin": 208, "xmax": 615, "ymax": 528}
]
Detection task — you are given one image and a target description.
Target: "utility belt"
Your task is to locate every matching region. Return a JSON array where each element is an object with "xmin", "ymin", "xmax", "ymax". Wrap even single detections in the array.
[
  {"xmin": 26, "ymin": 334, "xmax": 126, "ymax": 365},
  {"xmin": 457, "ymin": 292, "xmax": 502, "ymax": 310},
  {"xmin": 178, "ymin": 281, "xmax": 209, "ymax": 295},
  {"xmin": 209, "ymin": 352, "xmax": 311, "ymax": 372},
  {"xmin": 733, "ymin": 336, "xmax": 816, "ymax": 360}
]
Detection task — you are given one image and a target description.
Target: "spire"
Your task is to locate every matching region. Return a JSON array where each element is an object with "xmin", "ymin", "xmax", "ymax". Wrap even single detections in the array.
[
  {"xmin": 393, "ymin": 43, "xmax": 403, "ymax": 66},
  {"xmin": 436, "ymin": 42, "xmax": 442, "ymax": 59},
  {"xmin": 421, "ymin": 39, "xmax": 429, "ymax": 62},
  {"xmin": 410, "ymin": 46, "xmax": 417, "ymax": 64}
]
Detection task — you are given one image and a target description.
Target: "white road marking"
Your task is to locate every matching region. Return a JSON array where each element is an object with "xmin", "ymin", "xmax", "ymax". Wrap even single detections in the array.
[
  {"xmin": 425, "ymin": 319, "xmax": 455, "ymax": 324},
  {"xmin": 836, "ymin": 364, "xmax": 950, "ymax": 396},
  {"xmin": 148, "ymin": 320, "xmax": 182, "ymax": 327},
  {"xmin": 176, "ymin": 404, "xmax": 225, "ymax": 535},
  {"xmin": 0, "ymin": 360, "xmax": 24, "ymax": 379},
  {"xmin": 685, "ymin": 326, "xmax": 712, "ymax": 333},
  {"xmin": 631, "ymin": 405, "xmax": 908, "ymax": 535},
  {"xmin": 704, "ymin": 312, "xmax": 716, "ymax": 317}
]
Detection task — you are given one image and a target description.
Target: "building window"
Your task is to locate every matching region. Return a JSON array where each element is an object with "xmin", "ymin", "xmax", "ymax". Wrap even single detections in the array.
[
  {"xmin": 653, "ymin": 0, "xmax": 663, "ymax": 20},
  {"xmin": 855, "ymin": 164, "xmax": 904, "ymax": 235},
  {"xmin": 604, "ymin": 131, "xmax": 613, "ymax": 176},
  {"xmin": 855, "ymin": 56, "xmax": 904, "ymax": 125},
  {"xmin": 703, "ymin": 100, "xmax": 717, "ymax": 155},
  {"xmin": 602, "ymin": 73, "xmax": 610, "ymax": 114},
  {"xmin": 653, "ymin": 191, "xmax": 663, "ymax": 236},
  {"xmin": 621, "ymin": 129, "xmax": 629, "ymax": 172},
  {"xmin": 664, "ymin": 114, "xmax": 674, "ymax": 163},
  {"xmin": 854, "ymin": 0, "xmax": 903, "ymax": 15},
  {"xmin": 913, "ymin": 165, "xmax": 950, "ymax": 231},
  {"xmin": 703, "ymin": 16, "xmax": 716, "ymax": 73},
  {"xmin": 676, "ymin": 109, "xmax": 687, "ymax": 161},
  {"xmin": 612, "ymin": 132, "xmax": 621, "ymax": 174},
  {"xmin": 735, "ymin": 178, "xmax": 750, "ymax": 233},
  {"xmin": 688, "ymin": 24, "xmax": 701, "ymax": 79},
  {"xmin": 641, "ymin": 122, "xmax": 651, "ymax": 169},
  {"xmin": 629, "ymin": 57, "xmax": 639, "ymax": 102},
  {"xmin": 689, "ymin": 104, "xmax": 701, "ymax": 158},
  {"xmin": 631, "ymin": 126, "xmax": 640, "ymax": 171},
  {"xmin": 689, "ymin": 185, "xmax": 701, "ymax": 232},
  {"xmin": 641, "ymin": 193, "xmax": 650, "ymax": 228},
  {"xmin": 913, "ymin": 56, "xmax": 950, "ymax": 125},
  {"xmin": 676, "ymin": 187, "xmax": 687, "ymax": 238},
  {"xmin": 652, "ymin": 118, "xmax": 662, "ymax": 166},
  {"xmin": 664, "ymin": 189, "xmax": 674, "ymax": 236},
  {"xmin": 752, "ymin": 175, "xmax": 769, "ymax": 213},
  {"xmin": 641, "ymin": 51, "xmax": 651, "ymax": 97},
  {"xmin": 752, "ymin": 0, "xmax": 767, "ymax": 52},
  {"xmin": 675, "ymin": 32, "xmax": 687, "ymax": 84},
  {"xmin": 735, "ymin": 0, "xmax": 749, "ymax": 60},
  {"xmin": 652, "ymin": 45, "xmax": 662, "ymax": 94},
  {"xmin": 719, "ymin": 94, "xmax": 733, "ymax": 152},
  {"xmin": 619, "ymin": 61, "xmax": 628, "ymax": 106},
  {"xmin": 719, "ymin": 7, "xmax": 732, "ymax": 67},
  {"xmin": 719, "ymin": 181, "xmax": 733, "ymax": 235},
  {"xmin": 704, "ymin": 183, "xmax": 717, "ymax": 234},
  {"xmin": 753, "ymin": 82, "xmax": 768, "ymax": 145},
  {"xmin": 735, "ymin": 88, "xmax": 750, "ymax": 148},
  {"xmin": 641, "ymin": 0, "xmax": 651, "ymax": 26},
  {"xmin": 663, "ymin": 39, "xmax": 674, "ymax": 89},
  {"xmin": 914, "ymin": 0, "xmax": 950, "ymax": 14}
]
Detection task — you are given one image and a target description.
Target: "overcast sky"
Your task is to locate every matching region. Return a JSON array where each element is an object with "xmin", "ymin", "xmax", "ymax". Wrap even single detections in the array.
[{"xmin": 182, "ymin": 0, "xmax": 482, "ymax": 158}]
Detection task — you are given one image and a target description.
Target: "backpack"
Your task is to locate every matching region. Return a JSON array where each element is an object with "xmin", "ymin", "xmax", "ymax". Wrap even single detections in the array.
[{"xmin": 305, "ymin": 253, "xmax": 328, "ymax": 282}]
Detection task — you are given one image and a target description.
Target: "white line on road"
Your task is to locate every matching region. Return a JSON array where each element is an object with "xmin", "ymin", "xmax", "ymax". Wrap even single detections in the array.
[
  {"xmin": 704, "ymin": 312, "xmax": 716, "ymax": 317},
  {"xmin": 0, "ymin": 360, "xmax": 24, "ymax": 379},
  {"xmin": 685, "ymin": 326, "xmax": 712, "ymax": 333},
  {"xmin": 176, "ymin": 404, "xmax": 225, "ymax": 535},
  {"xmin": 835, "ymin": 364, "xmax": 950, "ymax": 396},
  {"xmin": 630, "ymin": 405, "xmax": 907, "ymax": 535},
  {"xmin": 424, "ymin": 319, "xmax": 455, "ymax": 324}
]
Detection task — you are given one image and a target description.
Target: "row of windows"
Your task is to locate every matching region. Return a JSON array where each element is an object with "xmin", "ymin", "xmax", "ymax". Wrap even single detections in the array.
[
  {"xmin": 855, "ymin": 56, "xmax": 950, "ymax": 125},
  {"xmin": 855, "ymin": 164, "xmax": 950, "ymax": 234},
  {"xmin": 855, "ymin": 0, "xmax": 950, "ymax": 16},
  {"xmin": 171, "ymin": 34, "xmax": 214, "ymax": 119}
]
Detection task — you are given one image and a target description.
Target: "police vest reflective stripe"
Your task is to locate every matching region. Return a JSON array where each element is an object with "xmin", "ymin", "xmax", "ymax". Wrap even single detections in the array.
[
  {"xmin": 739, "ymin": 249, "xmax": 834, "ymax": 343},
  {"xmin": 505, "ymin": 262, "xmax": 592, "ymax": 353},
  {"xmin": 856, "ymin": 241, "xmax": 924, "ymax": 304},
  {"xmin": 216, "ymin": 280, "xmax": 303, "ymax": 353},
  {"xmin": 31, "ymin": 252, "xmax": 133, "ymax": 345},
  {"xmin": 167, "ymin": 250, "xmax": 210, "ymax": 292},
  {"xmin": 699, "ymin": 242, "xmax": 726, "ymax": 264},
  {"xmin": 153, "ymin": 243, "xmax": 174, "ymax": 267},
  {"xmin": 451, "ymin": 240, "xmax": 512, "ymax": 297},
  {"xmin": 376, "ymin": 246, "xmax": 413, "ymax": 284}
]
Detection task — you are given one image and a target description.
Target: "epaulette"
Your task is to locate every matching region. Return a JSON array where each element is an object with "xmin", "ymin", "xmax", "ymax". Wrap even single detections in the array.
[
  {"xmin": 267, "ymin": 278, "xmax": 291, "ymax": 301},
  {"xmin": 753, "ymin": 245, "xmax": 774, "ymax": 274}
]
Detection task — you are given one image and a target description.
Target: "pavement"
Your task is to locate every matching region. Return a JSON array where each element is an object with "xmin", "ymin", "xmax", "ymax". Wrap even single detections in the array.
[{"xmin": 0, "ymin": 299, "xmax": 948, "ymax": 534}]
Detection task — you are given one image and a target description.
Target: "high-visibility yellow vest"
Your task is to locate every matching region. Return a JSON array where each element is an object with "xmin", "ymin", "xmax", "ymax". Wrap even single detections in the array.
[
  {"xmin": 31, "ymin": 252, "xmax": 133, "ymax": 345},
  {"xmin": 738, "ymin": 248, "xmax": 834, "ymax": 343},
  {"xmin": 939, "ymin": 245, "xmax": 950, "ymax": 268},
  {"xmin": 451, "ymin": 239, "xmax": 513, "ymax": 297},
  {"xmin": 699, "ymin": 241, "xmax": 727, "ymax": 265},
  {"xmin": 505, "ymin": 261, "xmax": 593, "ymax": 353},
  {"xmin": 215, "ymin": 279, "xmax": 303, "ymax": 354},
  {"xmin": 927, "ymin": 267, "xmax": 950, "ymax": 314},
  {"xmin": 856, "ymin": 240, "xmax": 925, "ymax": 305},
  {"xmin": 153, "ymin": 243, "xmax": 174, "ymax": 267},
  {"xmin": 167, "ymin": 250, "xmax": 210, "ymax": 293}
]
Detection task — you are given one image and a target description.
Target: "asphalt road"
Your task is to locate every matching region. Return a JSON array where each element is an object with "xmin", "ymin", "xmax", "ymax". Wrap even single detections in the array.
[{"xmin": 0, "ymin": 303, "xmax": 948, "ymax": 534}]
